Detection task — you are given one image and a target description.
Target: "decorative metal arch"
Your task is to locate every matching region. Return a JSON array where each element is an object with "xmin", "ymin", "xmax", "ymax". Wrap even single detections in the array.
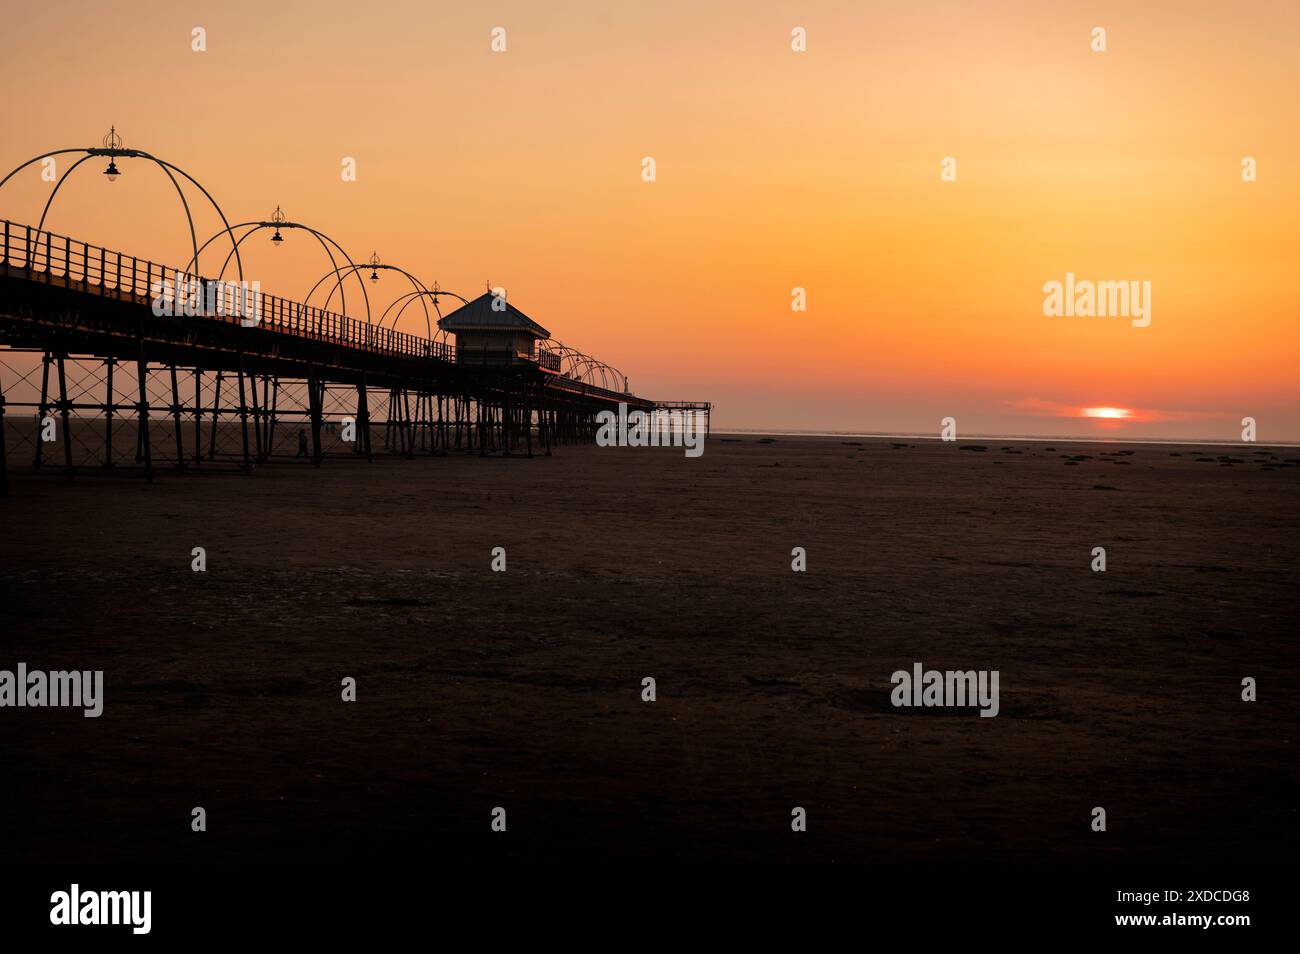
[
  {"xmin": 0, "ymin": 127, "xmax": 243, "ymax": 285},
  {"xmin": 192, "ymin": 215, "xmax": 369, "ymax": 321},
  {"xmin": 540, "ymin": 337, "xmax": 629, "ymax": 392},
  {"xmin": 303, "ymin": 259, "xmax": 434, "ymax": 336},
  {"xmin": 541, "ymin": 340, "xmax": 590, "ymax": 378},
  {"xmin": 376, "ymin": 283, "xmax": 469, "ymax": 345},
  {"xmin": 590, "ymin": 359, "xmax": 628, "ymax": 392},
  {"xmin": 587, "ymin": 359, "xmax": 625, "ymax": 392}
]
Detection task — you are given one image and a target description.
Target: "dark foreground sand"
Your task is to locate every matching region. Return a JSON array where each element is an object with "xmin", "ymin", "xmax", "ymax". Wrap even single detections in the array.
[{"xmin": 1, "ymin": 436, "xmax": 1296, "ymax": 864}]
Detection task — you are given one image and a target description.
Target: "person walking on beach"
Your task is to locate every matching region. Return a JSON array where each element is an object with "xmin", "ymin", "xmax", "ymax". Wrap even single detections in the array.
[{"xmin": 297, "ymin": 429, "xmax": 309, "ymax": 458}]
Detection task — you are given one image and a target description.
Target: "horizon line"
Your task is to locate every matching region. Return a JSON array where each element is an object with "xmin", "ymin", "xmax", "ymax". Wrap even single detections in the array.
[{"xmin": 712, "ymin": 428, "xmax": 1300, "ymax": 449}]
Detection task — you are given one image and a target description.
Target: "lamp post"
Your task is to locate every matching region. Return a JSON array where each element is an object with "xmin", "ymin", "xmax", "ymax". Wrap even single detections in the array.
[
  {"xmin": 102, "ymin": 126, "xmax": 123, "ymax": 183},
  {"xmin": 0, "ymin": 126, "xmax": 245, "ymax": 288},
  {"xmin": 270, "ymin": 205, "xmax": 286, "ymax": 247}
]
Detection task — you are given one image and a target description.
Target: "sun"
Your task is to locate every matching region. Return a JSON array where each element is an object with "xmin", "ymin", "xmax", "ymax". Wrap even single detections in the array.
[{"xmin": 1080, "ymin": 407, "xmax": 1132, "ymax": 420}]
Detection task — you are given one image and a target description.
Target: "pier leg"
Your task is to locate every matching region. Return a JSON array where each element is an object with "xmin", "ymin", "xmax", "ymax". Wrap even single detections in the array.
[
  {"xmin": 248, "ymin": 369, "xmax": 263, "ymax": 464},
  {"xmin": 383, "ymin": 388, "xmax": 396, "ymax": 453},
  {"xmin": 402, "ymin": 388, "xmax": 413, "ymax": 458},
  {"xmin": 355, "ymin": 378, "xmax": 372, "ymax": 461},
  {"xmin": 260, "ymin": 374, "xmax": 270, "ymax": 462},
  {"xmin": 415, "ymin": 393, "xmax": 425, "ymax": 453},
  {"xmin": 308, "ymin": 373, "xmax": 324, "ymax": 467},
  {"xmin": 136, "ymin": 355, "xmax": 153, "ymax": 483},
  {"xmin": 423, "ymin": 394, "xmax": 434, "ymax": 455},
  {"xmin": 208, "ymin": 371, "xmax": 223, "ymax": 461},
  {"xmin": 264, "ymin": 376, "xmax": 279, "ymax": 461},
  {"xmin": 103, "ymin": 358, "xmax": 115, "ymax": 468},
  {"xmin": 236, "ymin": 360, "xmax": 251, "ymax": 473},
  {"xmin": 56, "ymin": 354, "xmax": 73, "ymax": 478},
  {"xmin": 192, "ymin": 369, "xmax": 203, "ymax": 465},
  {"xmin": 361, "ymin": 383, "xmax": 373, "ymax": 460},
  {"xmin": 436, "ymin": 394, "xmax": 446, "ymax": 455},
  {"xmin": 170, "ymin": 364, "xmax": 186, "ymax": 470},
  {"xmin": 34, "ymin": 351, "xmax": 51, "ymax": 469}
]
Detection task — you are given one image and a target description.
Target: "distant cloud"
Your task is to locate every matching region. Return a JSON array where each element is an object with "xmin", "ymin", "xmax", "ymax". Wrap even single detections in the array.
[
  {"xmin": 1004, "ymin": 397, "xmax": 1224, "ymax": 425},
  {"xmin": 1004, "ymin": 397, "xmax": 1070, "ymax": 418}
]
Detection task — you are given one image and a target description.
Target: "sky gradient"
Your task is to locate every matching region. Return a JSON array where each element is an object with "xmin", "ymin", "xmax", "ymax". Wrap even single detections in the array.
[{"xmin": 1, "ymin": 0, "xmax": 1297, "ymax": 440}]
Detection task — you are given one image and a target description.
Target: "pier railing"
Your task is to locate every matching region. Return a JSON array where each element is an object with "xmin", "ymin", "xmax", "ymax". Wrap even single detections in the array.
[{"xmin": 0, "ymin": 219, "xmax": 455, "ymax": 362}]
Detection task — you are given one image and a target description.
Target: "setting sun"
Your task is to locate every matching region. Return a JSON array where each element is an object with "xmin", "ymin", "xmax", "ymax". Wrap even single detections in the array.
[{"xmin": 1080, "ymin": 407, "xmax": 1133, "ymax": 420}]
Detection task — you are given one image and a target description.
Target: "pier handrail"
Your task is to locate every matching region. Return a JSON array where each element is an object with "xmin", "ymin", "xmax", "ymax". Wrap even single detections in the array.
[{"xmin": 0, "ymin": 219, "xmax": 454, "ymax": 362}]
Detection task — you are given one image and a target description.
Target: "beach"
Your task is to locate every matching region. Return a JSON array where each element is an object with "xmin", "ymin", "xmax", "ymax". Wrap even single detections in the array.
[{"xmin": 1, "ymin": 436, "xmax": 1296, "ymax": 863}]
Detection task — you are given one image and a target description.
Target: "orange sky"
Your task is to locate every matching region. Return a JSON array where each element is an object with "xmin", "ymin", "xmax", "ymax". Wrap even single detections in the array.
[{"xmin": 1, "ymin": 0, "xmax": 1297, "ymax": 440}]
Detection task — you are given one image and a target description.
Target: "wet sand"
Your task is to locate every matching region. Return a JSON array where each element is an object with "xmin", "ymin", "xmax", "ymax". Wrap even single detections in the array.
[{"xmin": 1, "ymin": 436, "xmax": 1296, "ymax": 863}]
